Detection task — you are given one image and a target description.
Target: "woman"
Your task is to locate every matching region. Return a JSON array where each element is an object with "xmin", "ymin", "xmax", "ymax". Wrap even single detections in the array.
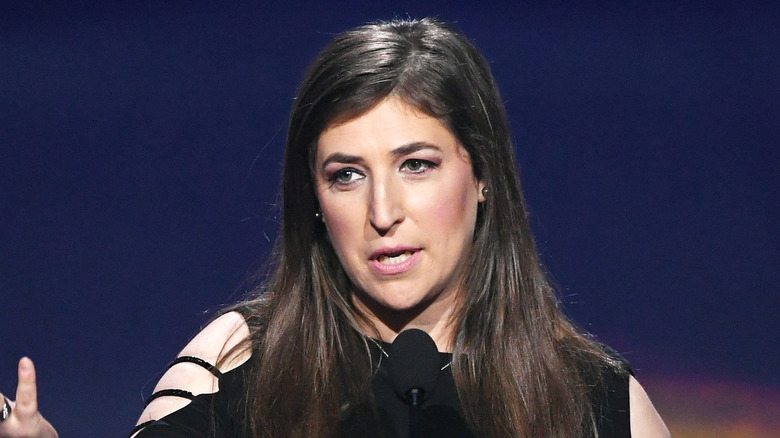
[{"xmin": 0, "ymin": 18, "xmax": 669, "ymax": 438}]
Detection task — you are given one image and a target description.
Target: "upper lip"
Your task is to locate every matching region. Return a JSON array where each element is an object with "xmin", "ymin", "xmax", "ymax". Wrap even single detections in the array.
[{"xmin": 369, "ymin": 246, "xmax": 419, "ymax": 260}]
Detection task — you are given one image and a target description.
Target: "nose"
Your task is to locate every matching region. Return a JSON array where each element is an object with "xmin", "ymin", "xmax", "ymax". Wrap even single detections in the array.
[{"xmin": 368, "ymin": 178, "xmax": 404, "ymax": 235}]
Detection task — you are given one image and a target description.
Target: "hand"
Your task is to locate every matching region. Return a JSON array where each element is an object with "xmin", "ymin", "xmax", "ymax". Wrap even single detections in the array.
[{"xmin": 0, "ymin": 358, "xmax": 58, "ymax": 438}]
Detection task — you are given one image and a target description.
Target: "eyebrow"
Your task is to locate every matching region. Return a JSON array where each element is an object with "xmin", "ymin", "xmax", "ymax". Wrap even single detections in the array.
[
  {"xmin": 320, "ymin": 142, "xmax": 442, "ymax": 168},
  {"xmin": 391, "ymin": 141, "xmax": 442, "ymax": 157}
]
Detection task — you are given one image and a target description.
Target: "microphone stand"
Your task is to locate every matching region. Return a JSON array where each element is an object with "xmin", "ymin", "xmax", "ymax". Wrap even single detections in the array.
[{"xmin": 408, "ymin": 388, "xmax": 424, "ymax": 438}]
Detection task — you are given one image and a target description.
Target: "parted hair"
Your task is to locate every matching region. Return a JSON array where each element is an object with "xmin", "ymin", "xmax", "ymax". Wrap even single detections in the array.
[{"xmin": 228, "ymin": 17, "xmax": 623, "ymax": 437}]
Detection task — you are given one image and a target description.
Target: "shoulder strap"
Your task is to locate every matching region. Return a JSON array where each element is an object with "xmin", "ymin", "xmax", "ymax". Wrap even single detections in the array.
[{"xmin": 169, "ymin": 355, "xmax": 223, "ymax": 378}]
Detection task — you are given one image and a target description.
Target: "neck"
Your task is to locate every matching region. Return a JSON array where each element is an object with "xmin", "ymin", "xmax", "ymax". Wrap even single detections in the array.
[{"xmin": 352, "ymin": 290, "xmax": 458, "ymax": 352}]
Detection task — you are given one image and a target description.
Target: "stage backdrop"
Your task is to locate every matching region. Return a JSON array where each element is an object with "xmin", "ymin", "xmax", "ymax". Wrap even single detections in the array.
[{"xmin": 2, "ymin": 1, "xmax": 778, "ymax": 436}]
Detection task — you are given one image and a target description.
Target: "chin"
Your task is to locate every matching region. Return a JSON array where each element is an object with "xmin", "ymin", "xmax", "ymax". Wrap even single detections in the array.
[
  {"xmin": 383, "ymin": 298, "xmax": 426, "ymax": 312},
  {"xmin": 354, "ymin": 288, "xmax": 426, "ymax": 314},
  {"xmin": 378, "ymin": 289, "xmax": 442, "ymax": 315}
]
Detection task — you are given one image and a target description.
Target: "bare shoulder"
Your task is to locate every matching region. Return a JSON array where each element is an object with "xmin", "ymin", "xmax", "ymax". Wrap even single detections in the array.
[
  {"xmin": 178, "ymin": 310, "xmax": 252, "ymax": 370},
  {"xmin": 133, "ymin": 311, "xmax": 252, "ymax": 432},
  {"xmin": 629, "ymin": 376, "xmax": 671, "ymax": 438}
]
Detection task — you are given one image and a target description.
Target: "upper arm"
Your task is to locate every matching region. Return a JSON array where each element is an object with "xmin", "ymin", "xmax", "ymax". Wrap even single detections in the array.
[
  {"xmin": 133, "ymin": 311, "xmax": 251, "ymax": 432},
  {"xmin": 629, "ymin": 375, "xmax": 671, "ymax": 438}
]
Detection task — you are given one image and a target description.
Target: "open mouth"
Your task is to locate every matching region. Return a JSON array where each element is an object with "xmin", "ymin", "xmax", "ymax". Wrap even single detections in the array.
[{"xmin": 377, "ymin": 250, "xmax": 414, "ymax": 265}]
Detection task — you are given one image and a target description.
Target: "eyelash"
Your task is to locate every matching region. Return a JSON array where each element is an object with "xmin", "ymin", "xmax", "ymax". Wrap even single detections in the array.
[
  {"xmin": 329, "ymin": 167, "xmax": 364, "ymax": 186},
  {"xmin": 327, "ymin": 159, "xmax": 437, "ymax": 187},
  {"xmin": 401, "ymin": 159, "xmax": 436, "ymax": 174}
]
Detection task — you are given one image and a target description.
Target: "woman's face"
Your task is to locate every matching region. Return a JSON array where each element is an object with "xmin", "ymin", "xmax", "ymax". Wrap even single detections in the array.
[{"xmin": 314, "ymin": 97, "xmax": 485, "ymax": 338}]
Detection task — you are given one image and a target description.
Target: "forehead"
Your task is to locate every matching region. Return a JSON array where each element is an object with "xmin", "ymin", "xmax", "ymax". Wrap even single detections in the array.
[{"xmin": 316, "ymin": 97, "xmax": 460, "ymax": 159}]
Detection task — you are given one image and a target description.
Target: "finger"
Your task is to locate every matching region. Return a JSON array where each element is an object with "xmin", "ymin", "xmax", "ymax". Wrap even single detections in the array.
[{"xmin": 14, "ymin": 357, "xmax": 39, "ymax": 417}]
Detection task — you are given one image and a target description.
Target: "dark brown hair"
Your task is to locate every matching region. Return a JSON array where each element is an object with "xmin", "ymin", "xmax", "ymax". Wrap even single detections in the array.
[{"xmin": 230, "ymin": 17, "xmax": 623, "ymax": 437}]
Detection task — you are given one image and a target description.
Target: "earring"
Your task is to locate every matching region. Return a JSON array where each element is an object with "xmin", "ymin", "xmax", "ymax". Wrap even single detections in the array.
[
  {"xmin": 481, "ymin": 187, "xmax": 488, "ymax": 197},
  {"xmin": 314, "ymin": 211, "xmax": 323, "ymax": 221}
]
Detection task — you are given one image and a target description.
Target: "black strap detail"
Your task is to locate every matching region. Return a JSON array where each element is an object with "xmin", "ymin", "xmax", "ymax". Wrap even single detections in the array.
[
  {"xmin": 138, "ymin": 356, "xmax": 222, "ymax": 410},
  {"xmin": 132, "ymin": 348, "xmax": 241, "ymax": 436},
  {"xmin": 169, "ymin": 355, "xmax": 223, "ymax": 378},
  {"xmin": 146, "ymin": 388, "xmax": 195, "ymax": 405}
]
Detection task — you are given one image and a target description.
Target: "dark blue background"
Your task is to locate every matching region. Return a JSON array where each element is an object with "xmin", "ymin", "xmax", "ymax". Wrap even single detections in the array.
[{"xmin": 1, "ymin": 2, "xmax": 777, "ymax": 436}]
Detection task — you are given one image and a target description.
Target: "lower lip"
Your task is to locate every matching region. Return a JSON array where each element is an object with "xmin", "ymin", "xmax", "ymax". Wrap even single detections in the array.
[{"xmin": 370, "ymin": 251, "xmax": 422, "ymax": 275}]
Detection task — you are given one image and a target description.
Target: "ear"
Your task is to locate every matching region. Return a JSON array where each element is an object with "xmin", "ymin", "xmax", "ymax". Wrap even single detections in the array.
[{"xmin": 477, "ymin": 180, "xmax": 487, "ymax": 203}]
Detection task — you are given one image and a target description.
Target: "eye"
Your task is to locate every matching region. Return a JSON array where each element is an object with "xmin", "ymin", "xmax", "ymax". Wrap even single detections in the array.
[
  {"xmin": 401, "ymin": 159, "xmax": 434, "ymax": 174},
  {"xmin": 330, "ymin": 167, "xmax": 364, "ymax": 185}
]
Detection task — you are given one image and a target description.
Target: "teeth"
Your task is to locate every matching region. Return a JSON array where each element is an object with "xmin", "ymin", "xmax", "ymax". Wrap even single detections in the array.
[{"xmin": 378, "ymin": 251, "xmax": 412, "ymax": 265}]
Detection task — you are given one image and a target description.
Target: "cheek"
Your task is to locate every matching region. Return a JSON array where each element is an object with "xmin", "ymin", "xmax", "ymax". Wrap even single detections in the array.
[
  {"xmin": 320, "ymin": 199, "xmax": 359, "ymax": 256},
  {"xmin": 428, "ymin": 180, "xmax": 478, "ymax": 231}
]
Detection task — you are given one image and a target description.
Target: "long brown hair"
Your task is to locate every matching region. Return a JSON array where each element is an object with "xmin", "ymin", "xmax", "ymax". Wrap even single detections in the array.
[{"xmin": 228, "ymin": 18, "xmax": 624, "ymax": 437}]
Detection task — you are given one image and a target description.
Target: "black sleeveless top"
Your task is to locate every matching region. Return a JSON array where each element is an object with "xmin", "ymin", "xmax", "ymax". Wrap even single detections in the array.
[{"xmin": 132, "ymin": 341, "xmax": 632, "ymax": 437}]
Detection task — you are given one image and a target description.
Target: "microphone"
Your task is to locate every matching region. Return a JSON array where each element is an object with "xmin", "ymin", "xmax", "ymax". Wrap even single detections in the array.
[{"xmin": 388, "ymin": 329, "xmax": 441, "ymax": 438}]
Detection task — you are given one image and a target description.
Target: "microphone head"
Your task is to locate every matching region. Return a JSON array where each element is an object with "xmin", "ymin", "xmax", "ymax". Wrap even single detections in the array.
[{"xmin": 388, "ymin": 328, "xmax": 441, "ymax": 404}]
